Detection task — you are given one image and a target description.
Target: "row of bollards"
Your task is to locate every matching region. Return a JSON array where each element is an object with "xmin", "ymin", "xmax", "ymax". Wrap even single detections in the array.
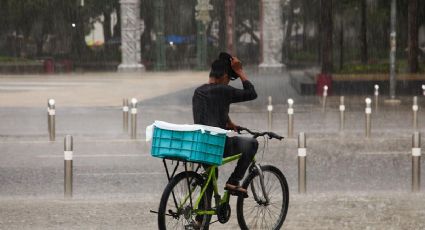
[
  {"xmin": 323, "ymin": 84, "xmax": 423, "ymax": 110},
  {"xmin": 321, "ymin": 83, "xmax": 420, "ymax": 137},
  {"xmin": 362, "ymin": 95, "xmax": 420, "ymax": 137},
  {"xmin": 48, "ymin": 93, "xmax": 422, "ymax": 196},
  {"xmin": 296, "ymin": 131, "xmax": 422, "ymax": 194},
  {"xmin": 46, "ymin": 98, "xmax": 140, "ymax": 141},
  {"xmin": 50, "ymin": 95, "xmax": 421, "ymax": 197},
  {"xmin": 267, "ymin": 96, "xmax": 294, "ymax": 137},
  {"xmin": 59, "ymin": 128, "xmax": 422, "ymax": 198},
  {"xmin": 267, "ymin": 93, "xmax": 419, "ymax": 139}
]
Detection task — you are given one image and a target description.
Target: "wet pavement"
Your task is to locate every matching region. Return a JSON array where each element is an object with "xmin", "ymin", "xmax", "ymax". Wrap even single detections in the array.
[
  {"xmin": 1, "ymin": 193, "xmax": 425, "ymax": 230},
  {"xmin": 0, "ymin": 70, "xmax": 424, "ymax": 229}
]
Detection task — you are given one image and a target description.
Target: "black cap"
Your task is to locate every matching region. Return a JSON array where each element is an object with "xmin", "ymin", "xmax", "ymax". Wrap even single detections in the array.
[{"xmin": 218, "ymin": 52, "xmax": 239, "ymax": 80}]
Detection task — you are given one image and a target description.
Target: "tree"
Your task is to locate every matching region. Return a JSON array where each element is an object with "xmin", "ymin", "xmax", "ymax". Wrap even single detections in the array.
[
  {"xmin": 0, "ymin": 0, "xmax": 11, "ymax": 35},
  {"xmin": 214, "ymin": 0, "xmax": 226, "ymax": 52},
  {"xmin": 360, "ymin": 0, "xmax": 368, "ymax": 64},
  {"xmin": 235, "ymin": 0, "xmax": 260, "ymax": 42},
  {"xmin": 282, "ymin": 0, "xmax": 295, "ymax": 62},
  {"xmin": 407, "ymin": 0, "xmax": 418, "ymax": 73},
  {"xmin": 334, "ymin": 0, "xmax": 353, "ymax": 71},
  {"xmin": 320, "ymin": 0, "xmax": 333, "ymax": 74},
  {"xmin": 367, "ymin": 0, "xmax": 390, "ymax": 60},
  {"xmin": 1, "ymin": 0, "xmax": 48, "ymax": 56},
  {"xmin": 140, "ymin": 0, "xmax": 154, "ymax": 61}
]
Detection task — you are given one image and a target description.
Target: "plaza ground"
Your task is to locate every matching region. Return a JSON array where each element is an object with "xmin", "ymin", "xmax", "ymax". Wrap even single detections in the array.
[{"xmin": 0, "ymin": 70, "xmax": 424, "ymax": 229}]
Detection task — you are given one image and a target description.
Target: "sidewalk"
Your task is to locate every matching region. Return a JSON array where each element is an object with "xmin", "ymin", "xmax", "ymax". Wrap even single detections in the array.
[{"xmin": 0, "ymin": 71, "xmax": 208, "ymax": 107}]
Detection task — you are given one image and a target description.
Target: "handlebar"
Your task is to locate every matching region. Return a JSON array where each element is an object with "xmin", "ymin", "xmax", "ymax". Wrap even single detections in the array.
[{"xmin": 236, "ymin": 126, "xmax": 284, "ymax": 141}]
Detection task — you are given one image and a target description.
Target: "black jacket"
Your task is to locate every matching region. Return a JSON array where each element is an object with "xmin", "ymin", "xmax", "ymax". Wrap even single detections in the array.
[{"xmin": 192, "ymin": 80, "xmax": 257, "ymax": 129}]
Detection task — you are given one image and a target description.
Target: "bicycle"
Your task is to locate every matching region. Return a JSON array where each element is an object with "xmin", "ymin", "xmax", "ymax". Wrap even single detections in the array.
[{"xmin": 154, "ymin": 127, "xmax": 289, "ymax": 230}]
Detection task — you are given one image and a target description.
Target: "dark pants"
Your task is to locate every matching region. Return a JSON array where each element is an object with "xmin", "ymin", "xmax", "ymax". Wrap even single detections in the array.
[{"xmin": 223, "ymin": 136, "xmax": 259, "ymax": 185}]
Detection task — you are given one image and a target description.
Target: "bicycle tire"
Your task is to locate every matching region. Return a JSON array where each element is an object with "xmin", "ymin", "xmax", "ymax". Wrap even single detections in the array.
[
  {"xmin": 236, "ymin": 165, "xmax": 289, "ymax": 230},
  {"xmin": 158, "ymin": 171, "xmax": 212, "ymax": 230}
]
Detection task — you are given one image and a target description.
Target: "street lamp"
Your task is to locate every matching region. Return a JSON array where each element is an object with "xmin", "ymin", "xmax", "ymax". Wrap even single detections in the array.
[
  {"xmin": 389, "ymin": 0, "xmax": 397, "ymax": 100},
  {"xmin": 384, "ymin": 0, "xmax": 401, "ymax": 105}
]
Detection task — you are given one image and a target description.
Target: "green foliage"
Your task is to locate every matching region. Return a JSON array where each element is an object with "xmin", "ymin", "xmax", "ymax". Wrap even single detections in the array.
[
  {"xmin": 73, "ymin": 47, "xmax": 121, "ymax": 62},
  {"xmin": 0, "ymin": 0, "xmax": 120, "ymax": 59},
  {"xmin": 337, "ymin": 62, "xmax": 391, "ymax": 74},
  {"xmin": 290, "ymin": 51, "xmax": 317, "ymax": 62},
  {"xmin": 84, "ymin": 0, "xmax": 117, "ymax": 16},
  {"xmin": 235, "ymin": 0, "xmax": 259, "ymax": 22},
  {"xmin": 0, "ymin": 56, "xmax": 31, "ymax": 62},
  {"xmin": 1, "ymin": 0, "xmax": 424, "ymax": 68},
  {"xmin": 336, "ymin": 60, "xmax": 424, "ymax": 74}
]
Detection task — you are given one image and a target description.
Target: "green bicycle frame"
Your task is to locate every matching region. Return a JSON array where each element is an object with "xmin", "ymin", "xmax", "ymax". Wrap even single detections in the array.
[{"xmin": 187, "ymin": 153, "xmax": 244, "ymax": 216}]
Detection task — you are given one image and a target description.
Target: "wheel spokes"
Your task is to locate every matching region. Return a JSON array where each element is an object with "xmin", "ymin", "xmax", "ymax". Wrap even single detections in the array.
[{"xmin": 243, "ymin": 170, "xmax": 286, "ymax": 229}]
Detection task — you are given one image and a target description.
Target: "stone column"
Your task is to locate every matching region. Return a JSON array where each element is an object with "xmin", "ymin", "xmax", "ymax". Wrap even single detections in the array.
[
  {"xmin": 118, "ymin": 0, "xmax": 144, "ymax": 72},
  {"xmin": 259, "ymin": 0, "xmax": 285, "ymax": 73},
  {"xmin": 195, "ymin": 0, "xmax": 213, "ymax": 70}
]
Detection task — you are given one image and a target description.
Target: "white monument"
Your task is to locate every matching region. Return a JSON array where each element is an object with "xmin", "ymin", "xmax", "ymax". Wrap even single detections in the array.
[
  {"xmin": 118, "ymin": 0, "xmax": 144, "ymax": 72},
  {"xmin": 259, "ymin": 0, "xmax": 285, "ymax": 73}
]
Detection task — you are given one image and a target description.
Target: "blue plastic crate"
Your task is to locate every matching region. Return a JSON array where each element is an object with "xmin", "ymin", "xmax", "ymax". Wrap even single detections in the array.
[{"xmin": 150, "ymin": 126, "xmax": 226, "ymax": 165}]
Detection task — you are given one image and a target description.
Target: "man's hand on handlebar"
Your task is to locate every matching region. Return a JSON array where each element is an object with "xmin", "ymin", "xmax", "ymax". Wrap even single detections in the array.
[
  {"xmin": 235, "ymin": 126, "xmax": 284, "ymax": 141},
  {"xmin": 235, "ymin": 126, "xmax": 247, "ymax": 134},
  {"xmin": 226, "ymin": 119, "xmax": 238, "ymax": 132}
]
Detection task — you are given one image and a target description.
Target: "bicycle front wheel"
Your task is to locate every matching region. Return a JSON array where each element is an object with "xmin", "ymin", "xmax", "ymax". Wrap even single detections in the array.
[
  {"xmin": 158, "ymin": 171, "xmax": 211, "ymax": 230},
  {"xmin": 236, "ymin": 165, "xmax": 289, "ymax": 230}
]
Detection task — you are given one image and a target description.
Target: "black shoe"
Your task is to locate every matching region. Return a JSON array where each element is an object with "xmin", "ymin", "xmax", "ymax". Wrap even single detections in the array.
[{"xmin": 224, "ymin": 183, "xmax": 248, "ymax": 198}]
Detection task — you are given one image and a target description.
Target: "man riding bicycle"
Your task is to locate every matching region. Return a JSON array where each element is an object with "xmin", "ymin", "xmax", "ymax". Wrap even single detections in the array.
[
  {"xmin": 156, "ymin": 56, "xmax": 288, "ymax": 229},
  {"xmin": 192, "ymin": 52, "xmax": 258, "ymax": 197}
]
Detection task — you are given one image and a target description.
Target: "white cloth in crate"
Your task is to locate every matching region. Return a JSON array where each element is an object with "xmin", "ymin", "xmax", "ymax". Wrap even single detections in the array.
[{"xmin": 146, "ymin": 120, "xmax": 228, "ymax": 141}]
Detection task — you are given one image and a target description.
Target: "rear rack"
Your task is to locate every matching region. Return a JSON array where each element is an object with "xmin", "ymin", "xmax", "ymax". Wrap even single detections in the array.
[{"xmin": 162, "ymin": 158, "xmax": 203, "ymax": 182}]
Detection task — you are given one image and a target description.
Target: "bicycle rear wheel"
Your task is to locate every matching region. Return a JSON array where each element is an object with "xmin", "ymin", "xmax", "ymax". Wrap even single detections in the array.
[
  {"xmin": 158, "ymin": 171, "xmax": 211, "ymax": 230},
  {"xmin": 236, "ymin": 165, "xmax": 289, "ymax": 230}
]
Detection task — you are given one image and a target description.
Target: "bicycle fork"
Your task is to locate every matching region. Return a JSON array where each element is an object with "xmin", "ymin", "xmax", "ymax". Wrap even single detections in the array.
[{"xmin": 251, "ymin": 164, "xmax": 270, "ymax": 205}]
